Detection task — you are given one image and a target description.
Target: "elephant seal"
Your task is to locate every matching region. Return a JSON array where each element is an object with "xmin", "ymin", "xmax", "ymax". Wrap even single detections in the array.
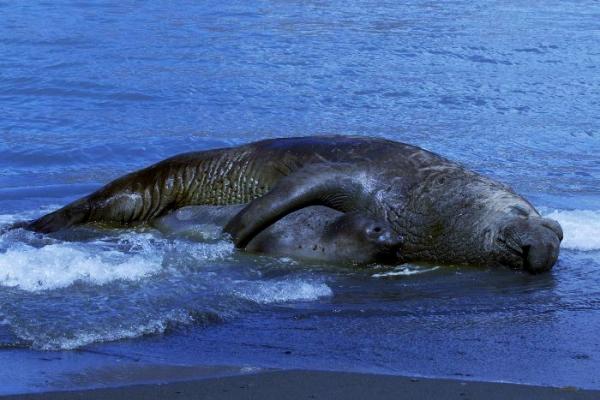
[
  {"xmin": 152, "ymin": 205, "xmax": 403, "ymax": 265},
  {"xmin": 26, "ymin": 135, "xmax": 563, "ymax": 273}
]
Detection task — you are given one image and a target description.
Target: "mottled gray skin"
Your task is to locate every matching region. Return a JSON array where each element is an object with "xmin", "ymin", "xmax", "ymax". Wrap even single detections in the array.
[
  {"xmin": 153, "ymin": 205, "xmax": 403, "ymax": 265},
  {"xmin": 27, "ymin": 136, "xmax": 563, "ymax": 273}
]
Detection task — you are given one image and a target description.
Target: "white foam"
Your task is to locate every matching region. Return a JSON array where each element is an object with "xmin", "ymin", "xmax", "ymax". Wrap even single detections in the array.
[
  {"xmin": 372, "ymin": 265, "xmax": 440, "ymax": 278},
  {"xmin": 235, "ymin": 279, "xmax": 333, "ymax": 304},
  {"xmin": 0, "ymin": 243, "xmax": 162, "ymax": 291},
  {"xmin": 544, "ymin": 209, "xmax": 600, "ymax": 251},
  {"xmin": 0, "ymin": 210, "xmax": 235, "ymax": 291}
]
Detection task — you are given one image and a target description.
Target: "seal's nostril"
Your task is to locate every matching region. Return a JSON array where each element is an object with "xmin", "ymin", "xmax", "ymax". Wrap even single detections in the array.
[{"xmin": 395, "ymin": 235, "xmax": 404, "ymax": 249}]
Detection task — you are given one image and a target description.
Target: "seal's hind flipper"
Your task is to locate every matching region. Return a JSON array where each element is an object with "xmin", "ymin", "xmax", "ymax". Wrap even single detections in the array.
[
  {"xmin": 224, "ymin": 162, "xmax": 372, "ymax": 248},
  {"xmin": 26, "ymin": 199, "xmax": 90, "ymax": 233},
  {"xmin": 0, "ymin": 220, "xmax": 30, "ymax": 234}
]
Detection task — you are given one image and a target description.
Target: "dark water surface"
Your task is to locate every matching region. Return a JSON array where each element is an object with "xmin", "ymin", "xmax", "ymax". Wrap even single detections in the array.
[{"xmin": 1, "ymin": 0, "xmax": 599, "ymax": 394}]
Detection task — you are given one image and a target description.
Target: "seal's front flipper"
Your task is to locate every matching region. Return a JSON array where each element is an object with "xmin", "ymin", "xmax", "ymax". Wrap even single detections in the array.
[{"xmin": 224, "ymin": 163, "xmax": 372, "ymax": 248}]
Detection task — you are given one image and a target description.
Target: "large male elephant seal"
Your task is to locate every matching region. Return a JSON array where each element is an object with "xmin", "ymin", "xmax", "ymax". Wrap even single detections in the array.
[
  {"xmin": 153, "ymin": 205, "xmax": 403, "ymax": 265},
  {"xmin": 27, "ymin": 136, "xmax": 563, "ymax": 273}
]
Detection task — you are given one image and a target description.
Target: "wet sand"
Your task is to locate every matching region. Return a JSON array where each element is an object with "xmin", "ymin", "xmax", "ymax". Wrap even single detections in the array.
[{"xmin": 2, "ymin": 370, "xmax": 598, "ymax": 400}]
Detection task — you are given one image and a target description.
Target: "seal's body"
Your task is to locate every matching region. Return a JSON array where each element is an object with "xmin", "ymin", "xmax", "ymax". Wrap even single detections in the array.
[
  {"xmin": 28, "ymin": 136, "xmax": 563, "ymax": 272},
  {"xmin": 153, "ymin": 205, "xmax": 402, "ymax": 265}
]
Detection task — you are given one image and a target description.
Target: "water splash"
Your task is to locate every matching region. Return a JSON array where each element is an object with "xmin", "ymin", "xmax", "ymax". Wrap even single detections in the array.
[{"xmin": 234, "ymin": 279, "xmax": 333, "ymax": 304}]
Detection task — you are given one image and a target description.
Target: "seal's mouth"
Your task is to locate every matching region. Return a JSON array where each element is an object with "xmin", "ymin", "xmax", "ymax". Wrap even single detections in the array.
[{"xmin": 496, "ymin": 236, "xmax": 524, "ymax": 259}]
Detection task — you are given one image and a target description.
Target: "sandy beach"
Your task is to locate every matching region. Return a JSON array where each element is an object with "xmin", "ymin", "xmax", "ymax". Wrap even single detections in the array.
[{"xmin": 2, "ymin": 370, "xmax": 598, "ymax": 400}]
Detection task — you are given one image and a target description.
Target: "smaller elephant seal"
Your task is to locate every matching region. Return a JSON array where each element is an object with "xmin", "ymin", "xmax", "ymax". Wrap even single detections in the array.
[{"xmin": 152, "ymin": 205, "xmax": 403, "ymax": 265}]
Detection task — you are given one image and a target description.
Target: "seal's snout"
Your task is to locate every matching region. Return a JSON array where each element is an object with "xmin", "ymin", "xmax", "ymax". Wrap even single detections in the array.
[
  {"xmin": 500, "ymin": 216, "xmax": 562, "ymax": 273},
  {"xmin": 520, "ymin": 227, "xmax": 560, "ymax": 273},
  {"xmin": 365, "ymin": 223, "xmax": 403, "ymax": 250}
]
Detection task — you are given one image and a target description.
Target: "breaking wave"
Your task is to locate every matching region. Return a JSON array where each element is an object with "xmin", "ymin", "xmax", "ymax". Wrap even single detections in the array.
[
  {"xmin": 0, "ymin": 214, "xmax": 235, "ymax": 292},
  {"xmin": 10, "ymin": 310, "xmax": 195, "ymax": 351},
  {"xmin": 0, "ymin": 243, "xmax": 162, "ymax": 291},
  {"xmin": 544, "ymin": 209, "xmax": 600, "ymax": 251}
]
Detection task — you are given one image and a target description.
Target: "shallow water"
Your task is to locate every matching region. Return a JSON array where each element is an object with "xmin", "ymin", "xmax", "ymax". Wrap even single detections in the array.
[{"xmin": 1, "ymin": 0, "xmax": 599, "ymax": 394}]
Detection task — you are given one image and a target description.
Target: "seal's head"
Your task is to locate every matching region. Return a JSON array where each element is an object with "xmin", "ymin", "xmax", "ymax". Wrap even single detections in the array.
[
  {"xmin": 359, "ymin": 218, "xmax": 404, "ymax": 255},
  {"xmin": 326, "ymin": 213, "xmax": 403, "ymax": 264},
  {"xmin": 492, "ymin": 208, "xmax": 563, "ymax": 273},
  {"xmin": 410, "ymin": 172, "xmax": 564, "ymax": 273}
]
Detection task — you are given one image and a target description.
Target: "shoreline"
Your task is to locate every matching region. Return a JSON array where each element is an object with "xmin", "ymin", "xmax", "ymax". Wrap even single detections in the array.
[{"xmin": 2, "ymin": 369, "xmax": 598, "ymax": 400}]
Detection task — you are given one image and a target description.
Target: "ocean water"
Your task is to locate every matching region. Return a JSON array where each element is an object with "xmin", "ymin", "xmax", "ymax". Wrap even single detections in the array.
[{"xmin": 1, "ymin": 0, "xmax": 599, "ymax": 394}]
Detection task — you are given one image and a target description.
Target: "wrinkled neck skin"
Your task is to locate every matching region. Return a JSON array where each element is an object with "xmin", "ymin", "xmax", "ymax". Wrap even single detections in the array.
[{"xmin": 376, "ymin": 165, "xmax": 557, "ymax": 271}]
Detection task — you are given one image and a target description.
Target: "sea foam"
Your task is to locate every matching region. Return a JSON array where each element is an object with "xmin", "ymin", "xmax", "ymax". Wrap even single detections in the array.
[
  {"xmin": 372, "ymin": 265, "xmax": 440, "ymax": 278},
  {"xmin": 544, "ymin": 209, "xmax": 600, "ymax": 251}
]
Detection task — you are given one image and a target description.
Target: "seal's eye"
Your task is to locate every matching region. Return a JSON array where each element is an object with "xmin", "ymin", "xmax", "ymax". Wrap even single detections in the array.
[
  {"xmin": 373, "ymin": 226, "xmax": 382, "ymax": 233},
  {"xmin": 510, "ymin": 206, "xmax": 530, "ymax": 218}
]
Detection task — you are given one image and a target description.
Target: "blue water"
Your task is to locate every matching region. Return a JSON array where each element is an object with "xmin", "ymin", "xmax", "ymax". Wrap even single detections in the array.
[{"xmin": 1, "ymin": 0, "xmax": 599, "ymax": 394}]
